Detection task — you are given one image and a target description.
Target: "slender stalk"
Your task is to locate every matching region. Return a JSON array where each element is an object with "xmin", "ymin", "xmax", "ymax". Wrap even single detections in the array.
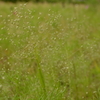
[
  {"xmin": 72, "ymin": 62, "xmax": 79, "ymax": 100},
  {"xmin": 35, "ymin": 50, "xmax": 47, "ymax": 99}
]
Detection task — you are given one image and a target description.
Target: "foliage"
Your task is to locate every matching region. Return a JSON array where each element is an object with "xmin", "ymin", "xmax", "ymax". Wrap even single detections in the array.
[
  {"xmin": 1, "ymin": 0, "xmax": 100, "ymax": 4},
  {"xmin": 0, "ymin": 3, "xmax": 100, "ymax": 100}
]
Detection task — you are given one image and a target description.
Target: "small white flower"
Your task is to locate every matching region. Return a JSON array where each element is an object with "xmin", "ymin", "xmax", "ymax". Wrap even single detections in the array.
[
  {"xmin": 0, "ymin": 85, "xmax": 2, "ymax": 88},
  {"xmin": 0, "ymin": 15, "xmax": 2, "ymax": 17},
  {"xmin": 2, "ymin": 77, "xmax": 5, "ymax": 80}
]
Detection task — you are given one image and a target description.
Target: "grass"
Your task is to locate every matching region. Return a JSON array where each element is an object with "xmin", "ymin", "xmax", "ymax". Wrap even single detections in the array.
[{"xmin": 0, "ymin": 2, "xmax": 100, "ymax": 100}]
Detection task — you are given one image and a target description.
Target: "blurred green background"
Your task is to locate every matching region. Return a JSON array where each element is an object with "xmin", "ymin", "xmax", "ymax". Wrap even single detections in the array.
[{"xmin": 0, "ymin": 0, "xmax": 100, "ymax": 4}]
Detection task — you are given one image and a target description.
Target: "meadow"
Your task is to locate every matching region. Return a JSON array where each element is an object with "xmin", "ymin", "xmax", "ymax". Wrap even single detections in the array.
[{"xmin": 0, "ymin": 2, "xmax": 100, "ymax": 100}]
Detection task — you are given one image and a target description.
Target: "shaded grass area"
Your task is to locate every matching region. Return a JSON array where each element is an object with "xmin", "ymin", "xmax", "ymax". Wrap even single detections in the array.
[{"xmin": 0, "ymin": 2, "xmax": 100, "ymax": 100}]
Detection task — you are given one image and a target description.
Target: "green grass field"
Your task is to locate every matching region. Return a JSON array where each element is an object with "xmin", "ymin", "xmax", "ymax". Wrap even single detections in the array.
[{"xmin": 0, "ymin": 2, "xmax": 100, "ymax": 100}]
